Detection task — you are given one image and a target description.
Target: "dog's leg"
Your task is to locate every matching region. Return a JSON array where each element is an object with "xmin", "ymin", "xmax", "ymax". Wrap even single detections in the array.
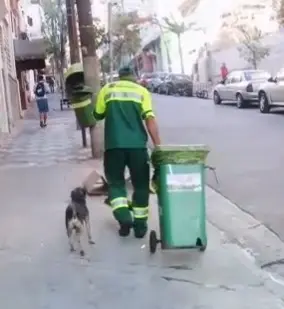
[
  {"xmin": 86, "ymin": 216, "xmax": 95, "ymax": 244},
  {"xmin": 68, "ymin": 228, "xmax": 75, "ymax": 252},
  {"xmin": 75, "ymin": 229, "xmax": 85, "ymax": 256}
]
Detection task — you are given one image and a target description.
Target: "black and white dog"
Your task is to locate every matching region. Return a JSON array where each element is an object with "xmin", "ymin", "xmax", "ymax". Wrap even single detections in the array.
[{"xmin": 65, "ymin": 187, "xmax": 95, "ymax": 256}]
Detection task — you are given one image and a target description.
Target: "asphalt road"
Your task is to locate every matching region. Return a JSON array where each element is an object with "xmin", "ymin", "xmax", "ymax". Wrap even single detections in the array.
[{"xmin": 154, "ymin": 94, "xmax": 284, "ymax": 241}]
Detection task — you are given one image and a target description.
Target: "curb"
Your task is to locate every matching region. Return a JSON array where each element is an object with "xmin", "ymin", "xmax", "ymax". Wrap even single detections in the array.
[{"xmin": 206, "ymin": 186, "xmax": 284, "ymax": 269}]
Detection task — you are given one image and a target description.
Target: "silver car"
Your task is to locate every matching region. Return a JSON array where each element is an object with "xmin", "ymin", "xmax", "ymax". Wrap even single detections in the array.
[
  {"xmin": 213, "ymin": 69, "xmax": 271, "ymax": 108},
  {"xmin": 258, "ymin": 68, "xmax": 284, "ymax": 113}
]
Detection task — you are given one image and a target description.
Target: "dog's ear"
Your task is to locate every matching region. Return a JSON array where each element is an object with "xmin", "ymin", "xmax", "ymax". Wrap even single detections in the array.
[
  {"xmin": 81, "ymin": 187, "xmax": 87, "ymax": 196},
  {"xmin": 70, "ymin": 189, "xmax": 76, "ymax": 200}
]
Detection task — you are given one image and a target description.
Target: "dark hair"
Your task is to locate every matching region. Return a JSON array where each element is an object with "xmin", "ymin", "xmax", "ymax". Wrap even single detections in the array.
[{"xmin": 38, "ymin": 75, "xmax": 44, "ymax": 82}]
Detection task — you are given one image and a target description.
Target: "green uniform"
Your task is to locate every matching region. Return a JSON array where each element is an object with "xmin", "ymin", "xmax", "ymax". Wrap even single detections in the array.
[{"xmin": 94, "ymin": 79, "xmax": 155, "ymax": 237}]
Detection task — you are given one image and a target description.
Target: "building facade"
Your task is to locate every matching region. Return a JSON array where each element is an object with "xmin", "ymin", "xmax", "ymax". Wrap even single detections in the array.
[{"xmin": 0, "ymin": 0, "xmax": 22, "ymax": 134}]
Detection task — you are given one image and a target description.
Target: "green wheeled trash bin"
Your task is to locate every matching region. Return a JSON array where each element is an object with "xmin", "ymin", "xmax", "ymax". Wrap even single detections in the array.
[
  {"xmin": 149, "ymin": 144, "xmax": 210, "ymax": 254},
  {"xmin": 64, "ymin": 63, "xmax": 96, "ymax": 128}
]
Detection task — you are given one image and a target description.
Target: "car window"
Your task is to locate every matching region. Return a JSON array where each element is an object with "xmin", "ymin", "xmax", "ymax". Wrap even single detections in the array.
[
  {"xmin": 244, "ymin": 70, "xmax": 270, "ymax": 81},
  {"xmin": 230, "ymin": 72, "xmax": 241, "ymax": 83},
  {"xmin": 224, "ymin": 73, "xmax": 233, "ymax": 84}
]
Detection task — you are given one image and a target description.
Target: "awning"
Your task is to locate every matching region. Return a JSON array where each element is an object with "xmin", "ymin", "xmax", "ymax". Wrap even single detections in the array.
[{"xmin": 14, "ymin": 38, "xmax": 47, "ymax": 70}]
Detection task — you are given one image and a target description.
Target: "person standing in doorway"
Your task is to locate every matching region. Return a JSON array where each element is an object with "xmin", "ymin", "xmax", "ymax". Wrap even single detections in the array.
[{"xmin": 34, "ymin": 75, "xmax": 49, "ymax": 128}]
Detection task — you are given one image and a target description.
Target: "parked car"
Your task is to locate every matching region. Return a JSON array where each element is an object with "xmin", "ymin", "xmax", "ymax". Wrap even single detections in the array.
[
  {"xmin": 148, "ymin": 72, "xmax": 168, "ymax": 92},
  {"xmin": 157, "ymin": 73, "xmax": 193, "ymax": 96},
  {"xmin": 138, "ymin": 72, "xmax": 157, "ymax": 89},
  {"xmin": 213, "ymin": 69, "xmax": 271, "ymax": 108},
  {"xmin": 258, "ymin": 68, "xmax": 284, "ymax": 113}
]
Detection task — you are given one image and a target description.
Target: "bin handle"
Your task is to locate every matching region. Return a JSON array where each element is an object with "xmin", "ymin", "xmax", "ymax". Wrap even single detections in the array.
[{"xmin": 205, "ymin": 165, "xmax": 219, "ymax": 185}]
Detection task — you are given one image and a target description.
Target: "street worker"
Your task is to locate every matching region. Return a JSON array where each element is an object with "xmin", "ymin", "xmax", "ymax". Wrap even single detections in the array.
[{"xmin": 94, "ymin": 66, "xmax": 161, "ymax": 238}]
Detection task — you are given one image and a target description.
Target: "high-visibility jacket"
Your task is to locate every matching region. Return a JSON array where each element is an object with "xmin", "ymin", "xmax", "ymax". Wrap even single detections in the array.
[{"xmin": 94, "ymin": 79, "xmax": 155, "ymax": 150}]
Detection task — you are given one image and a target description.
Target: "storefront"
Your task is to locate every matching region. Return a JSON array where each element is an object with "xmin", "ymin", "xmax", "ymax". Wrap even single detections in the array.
[{"xmin": 13, "ymin": 38, "xmax": 46, "ymax": 110}]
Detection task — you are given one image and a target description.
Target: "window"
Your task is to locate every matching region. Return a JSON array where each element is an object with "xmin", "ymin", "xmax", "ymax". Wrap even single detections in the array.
[
  {"xmin": 244, "ymin": 70, "xmax": 270, "ymax": 81},
  {"xmin": 230, "ymin": 72, "xmax": 241, "ymax": 83}
]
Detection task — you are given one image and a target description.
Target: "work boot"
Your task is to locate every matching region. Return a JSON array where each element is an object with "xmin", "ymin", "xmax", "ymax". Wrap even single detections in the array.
[
  {"xmin": 133, "ymin": 220, "xmax": 148, "ymax": 239},
  {"xmin": 118, "ymin": 222, "xmax": 132, "ymax": 237}
]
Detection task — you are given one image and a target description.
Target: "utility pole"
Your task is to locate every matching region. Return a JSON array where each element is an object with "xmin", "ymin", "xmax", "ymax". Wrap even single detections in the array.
[
  {"xmin": 65, "ymin": 0, "xmax": 87, "ymax": 148},
  {"xmin": 108, "ymin": 1, "xmax": 114, "ymax": 82},
  {"xmin": 76, "ymin": 0, "xmax": 103, "ymax": 158}
]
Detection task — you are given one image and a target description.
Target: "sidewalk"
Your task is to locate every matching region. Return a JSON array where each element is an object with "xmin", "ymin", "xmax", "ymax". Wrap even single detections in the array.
[
  {"xmin": 0, "ymin": 161, "xmax": 284, "ymax": 308},
  {"xmin": 0, "ymin": 93, "xmax": 284, "ymax": 308},
  {"xmin": 0, "ymin": 93, "xmax": 92, "ymax": 168}
]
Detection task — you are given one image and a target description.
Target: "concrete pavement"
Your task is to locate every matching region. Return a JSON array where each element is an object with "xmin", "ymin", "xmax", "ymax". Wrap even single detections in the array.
[
  {"xmin": 0, "ymin": 93, "xmax": 284, "ymax": 307},
  {"xmin": 0, "ymin": 93, "xmax": 92, "ymax": 169},
  {"xmin": 1, "ymin": 163, "xmax": 284, "ymax": 308}
]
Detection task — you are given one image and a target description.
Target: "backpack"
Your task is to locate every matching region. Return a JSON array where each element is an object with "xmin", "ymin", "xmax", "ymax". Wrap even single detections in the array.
[{"xmin": 35, "ymin": 82, "xmax": 45, "ymax": 97}]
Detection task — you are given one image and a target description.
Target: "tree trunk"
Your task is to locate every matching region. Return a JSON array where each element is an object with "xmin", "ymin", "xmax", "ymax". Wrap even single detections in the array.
[
  {"xmin": 76, "ymin": 0, "xmax": 104, "ymax": 159},
  {"xmin": 177, "ymin": 33, "xmax": 185, "ymax": 74},
  {"xmin": 164, "ymin": 40, "xmax": 172, "ymax": 73},
  {"xmin": 66, "ymin": 0, "xmax": 80, "ymax": 63}
]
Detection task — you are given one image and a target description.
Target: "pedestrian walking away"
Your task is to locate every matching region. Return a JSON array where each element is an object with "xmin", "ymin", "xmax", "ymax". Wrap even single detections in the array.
[
  {"xmin": 49, "ymin": 76, "xmax": 55, "ymax": 93},
  {"xmin": 34, "ymin": 75, "xmax": 49, "ymax": 128},
  {"xmin": 94, "ymin": 66, "xmax": 161, "ymax": 238}
]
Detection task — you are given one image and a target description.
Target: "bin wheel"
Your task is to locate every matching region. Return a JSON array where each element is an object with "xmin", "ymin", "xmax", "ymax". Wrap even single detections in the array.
[
  {"xmin": 149, "ymin": 230, "xmax": 158, "ymax": 254},
  {"xmin": 196, "ymin": 238, "xmax": 207, "ymax": 252}
]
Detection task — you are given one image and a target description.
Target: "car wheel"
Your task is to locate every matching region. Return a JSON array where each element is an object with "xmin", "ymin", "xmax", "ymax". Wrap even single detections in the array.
[
  {"xmin": 259, "ymin": 92, "xmax": 270, "ymax": 114},
  {"xmin": 236, "ymin": 93, "xmax": 248, "ymax": 109},
  {"xmin": 213, "ymin": 91, "xmax": 221, "ymax": 105}
]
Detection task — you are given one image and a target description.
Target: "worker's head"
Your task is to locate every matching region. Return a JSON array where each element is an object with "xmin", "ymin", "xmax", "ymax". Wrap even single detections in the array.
[{"xmin": 118, "ymin": 66, "xmax": 135, "ymax": 82}]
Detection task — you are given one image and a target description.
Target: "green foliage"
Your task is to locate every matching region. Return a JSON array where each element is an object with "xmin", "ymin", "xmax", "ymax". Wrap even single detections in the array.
[
  {"xmin": 236, "ymin": 25, "xmax": 270, "ymax": 69},
  {"xmin": 93, "ymin": 17, "xmax": 107, "ymax": 50},
  {"xmin": 162, "ymin": 16, "xmax": 195, "ymax": 36},
  {"xmin": 277, "ymin": 0, "xmax": 284, "ymax": 25},
  {"xmin": 42, "ymin": 0, "xmax": 67, "ymax": 68},
  {"xmin": 100, "ymin": 54, "xmax": 111, "ymax": 73},
  {"xmin": 112, "ymin": 11, "xmax": 141, "ymax": 60}
]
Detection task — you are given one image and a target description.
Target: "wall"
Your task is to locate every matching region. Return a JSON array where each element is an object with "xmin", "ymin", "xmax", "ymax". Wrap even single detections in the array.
[{"xmin": 197, "ymin": 30, "xmax": 284, "ymax": 83}]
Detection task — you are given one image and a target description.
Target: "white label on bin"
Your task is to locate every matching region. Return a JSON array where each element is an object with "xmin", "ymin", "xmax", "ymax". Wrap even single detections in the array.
[{"xmin": 166, "ymin": 173, "xmax": 202, "ymax": 192}]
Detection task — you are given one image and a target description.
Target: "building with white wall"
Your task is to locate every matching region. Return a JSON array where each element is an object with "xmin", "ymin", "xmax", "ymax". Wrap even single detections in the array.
[
  {"xmin": 20, "ymin": 0, "xmax": 44, "ymax": 39},
  {"xmin": 0, "ymin": 0, "xmax": 22, "ymax": 135}
]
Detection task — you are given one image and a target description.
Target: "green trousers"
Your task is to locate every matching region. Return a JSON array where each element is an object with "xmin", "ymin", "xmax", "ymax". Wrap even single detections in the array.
[{"xmin": 104, "ymin": 148, "xmax": 150, "ymax": 236}]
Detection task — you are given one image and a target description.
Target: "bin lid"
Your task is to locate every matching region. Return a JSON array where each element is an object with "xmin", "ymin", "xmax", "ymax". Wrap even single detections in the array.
[
  {"xmin": 64, "ymin": 63, "xmax": 83, "ymax": 81},
  {"xmin": 154, "ymin": 144, "xmax": 210, "ymax": 152},
  {"xmin": 151, "ymin": 144, "xmax": 210, "ymax": 166}
]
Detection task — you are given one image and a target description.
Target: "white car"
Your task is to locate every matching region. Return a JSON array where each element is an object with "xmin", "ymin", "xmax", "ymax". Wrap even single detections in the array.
[
  {"xmin": 213, "ymin": 69, "xmax": 271, "ymax": 108},
  {"xmin": 258, "ymin": 68, "xmax": 284, "ymax": 113}
]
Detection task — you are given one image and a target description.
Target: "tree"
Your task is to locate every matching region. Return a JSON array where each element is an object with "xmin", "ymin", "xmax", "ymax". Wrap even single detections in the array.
[
  {"xmin": 273, "ymin": 0, "xmax": 284, "ymax": 26},
  {"xmin": 112, "ymin": 12, "xmax": 141, "ymax": 67},
  {"xmin": 42, "ymin": 0, "xmax": 67, "ymax": 88},
  {"xmin": 76, "ymin": 0, "xmax": 103, "ymax": 158},
  {"xmin": 93, "ymin": 17, "xmax": 108, "ymax": 50},
  {"xmin": 236, "ymin": 25, "xmax": 270, "ymax": 69},
  {"xmin": 162, "ymin": 16, "xmax": 195, "ymax": 74}
]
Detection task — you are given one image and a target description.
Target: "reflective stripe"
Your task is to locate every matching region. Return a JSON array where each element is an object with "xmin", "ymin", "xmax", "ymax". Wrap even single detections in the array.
[
  {"xmin": 104, "ymin": 91, "xmax": 143, "ymax": 103},
  {"xmin": 71, "ymin": 98, "xmax": 91, "ymax": 109},
  {"xmin": 110, "ymin": 197, "xmax": 129, "ymax": 212},
  {"xmin": 133, "ymin": 207, "xmax": 149, "ymax": 219}
]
